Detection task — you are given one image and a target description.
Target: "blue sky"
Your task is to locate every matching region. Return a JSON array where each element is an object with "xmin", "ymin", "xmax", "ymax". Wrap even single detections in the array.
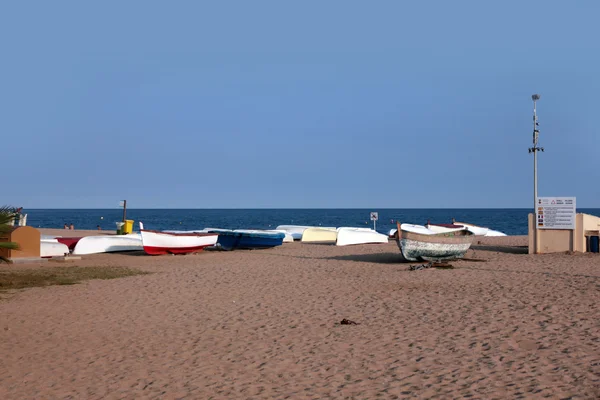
[{"xmin": 2, "ymin": 0, "xmax": 599, "ymax": 208}]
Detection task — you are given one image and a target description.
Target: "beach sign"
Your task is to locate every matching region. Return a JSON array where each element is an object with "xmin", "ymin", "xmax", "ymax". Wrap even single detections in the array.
[
  {"xmin": 370, "ymin": 212, "xmax": 378, "ymax": 230},
  {"xmin": 536, "ymin": 197, "xmax": 576, "ymax": 229}
]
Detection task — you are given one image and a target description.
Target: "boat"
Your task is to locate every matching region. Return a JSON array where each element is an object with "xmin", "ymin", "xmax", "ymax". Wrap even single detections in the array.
[
  {"xmin": 206, "ymin": 229, "xmax": 285, "ymax": 250},
  {"xmin": 274, "ymin": 225, "xmax": 311, "ymax": 240},
  {"xmin": 335, "ymin": 227, "xmax": 388, "ymax": 246},
  {"xmin": 450, "ymin": 219, "xmax": 507, "ymax": 236},
  {"xmin": 275, "ymin": 225, "xmax": 336, "ymax": 241},
  {"xmin": 72, "ymin": 233, "xmax": 143, "ymax": 255},
  {"xmin": 267, "ymin": 230, "xmax": 294, "ymax": 243},
  {"xmin": 484, "ymin": 229, "xmax": 507, "ymax": 237},
  {"xmin": 139, "ymin": 222, "xmax": 219, "ymax": 255},
  {"xmin": 301, "ymin": 227, "xmax": 337, "ymax": 243},
  {"xmin": 450, "ymin": 219, "xmax": 490, "ymax": 236},
  {"xmin": 395, "ymin": 222, "xmax": 475, "ymax": 261},
  {"xmin": 388, "ymin": 228, "xmax": 398, "ymax": 238},
  {"xmin": 40, "ymin": 240, "xmax": 70, "ymax": 258},
  {"xmin": 424, "ymin": 221, "xmax": 467, "ymax": 234}
]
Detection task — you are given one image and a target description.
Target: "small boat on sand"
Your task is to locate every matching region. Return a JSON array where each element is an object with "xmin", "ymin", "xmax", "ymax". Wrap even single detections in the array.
[
  {"xmin": 41, "ymin": 240, "xmax": 70, "ymax": 257},
  {"xmin": 139, "ymin": 222, "xmax": 219, "ymax": 255},
  {"xmin": 301, "ymin": 227, "xmax": 337, "ymax": 243},
  {"xmin": 206, "ymin": 229, "xmax": 285, "ymax": 250},
  {"xmin": 450, "ymin": 219, "xmax": 489, "ymax": 236},
  {"xmin": 336, "ymin": 227, "xmax": 388, "ymax": 246},
  {"xmin": 72, "ymin": 234, "xmax": 143, "ymax": 255},
  {"xmin": 396, "ymin": 222, "xmax": 475, "ymax": 261},
  {"xmin": 275, "ymin": 225, "xmax": 336, "ymax": 241},
  {"xmin": 450, "ymin": 219, "xmax": 507, "ymax": 236}
]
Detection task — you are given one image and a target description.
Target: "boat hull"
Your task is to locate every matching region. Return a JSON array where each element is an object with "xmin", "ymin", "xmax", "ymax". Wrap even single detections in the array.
[
  {"xmin": 72, "ymin": 234, "xmax": 143, "ymax": 255},
  {"xmin": 140, "ymin": 222, "xmax": 218, "ymax": 256},
  {"xmin": 41, "ymin": 241, "xmax": 70, "ymax": 258},
  {"xmin": 211, "ymin": 230, "xmax": 285, "ymax": 250},
  {"xmin": 336, "ymin": 228, "xmax": 388, "ymax": 246},
  {"xmin": 301, "ymin": 228, "xmax": 337, "ymax": 243},
  {"xmin": 396, "ymin": 223, "xmax": 474, "ymax": 261},
  {"xmin": 452, "ymin": 221, "xmax": 490, "ymax": 236},
  {"xmin": 398, "ymin": 237, "xmax": 473, "ymax": 261}
]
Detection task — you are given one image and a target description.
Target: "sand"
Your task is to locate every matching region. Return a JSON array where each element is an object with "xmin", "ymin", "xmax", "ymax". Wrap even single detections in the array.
[{"xmin": 0, "ymin": 236, "xmax": 599, "ymax": 399}]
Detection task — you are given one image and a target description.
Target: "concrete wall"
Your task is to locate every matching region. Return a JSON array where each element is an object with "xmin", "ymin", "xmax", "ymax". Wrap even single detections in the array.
[{"xmin": 529, "ymin": 213, "xmax": 600, "ymax": 254}]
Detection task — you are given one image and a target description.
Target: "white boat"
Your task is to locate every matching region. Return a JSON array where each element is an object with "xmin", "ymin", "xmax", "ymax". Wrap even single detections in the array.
[
  {"xmin": 335, "ymin": 227, "xmax": 388, "ymax": 246},
  {"xmin": 301, "ymin": 227, "xmax": 337, "ymax": 243},
  {"xmin": 40, "ymin": 240, "xmax": 70, "ymax": 257},
  {"xmin": 72, "ymin": 233, "xmax": 143, "ymax": 255},
  {"xmin": 451, "ymin": 220, "xmax": 490, "ymax": 236},
  {"xmin": 425, "ymin": 222, "xmax": 467, "ymax": 234},
  {"xmin": 275, "ymin": 225, "xmax": 336, "ymax": 240},
  {"xmin": 139, "ymin": 222, "xmax": 219, "ymax": 255},
  {"xmin": 388, "ymin": 228, "xmax": 398, "ymax": 238},
  {"xmin": 485, "ymin": 229, "xmax": 507, "ymax": 237}
]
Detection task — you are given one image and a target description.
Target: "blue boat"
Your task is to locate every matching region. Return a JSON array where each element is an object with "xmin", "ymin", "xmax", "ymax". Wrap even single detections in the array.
[{"xmin": 207, "ymin": 229, "xmax": 285, "ymax": 251}]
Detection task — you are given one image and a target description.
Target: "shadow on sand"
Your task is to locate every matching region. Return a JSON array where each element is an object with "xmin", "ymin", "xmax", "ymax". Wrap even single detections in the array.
[
  {"xmin": 471, "ymin": 245, "xmax": 528, "ymax": 255},
  {"xmin": 326, "ymin": 252, "xmax": 409, "ymax": 264}
]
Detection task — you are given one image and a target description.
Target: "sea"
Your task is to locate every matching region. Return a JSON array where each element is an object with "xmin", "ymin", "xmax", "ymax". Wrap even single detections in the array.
[{"xmin": 22, "ymin": 208, "xmax": 600, "ymax": 236}]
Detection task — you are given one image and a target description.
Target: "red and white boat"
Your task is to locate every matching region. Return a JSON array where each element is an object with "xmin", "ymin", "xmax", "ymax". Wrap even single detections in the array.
[{"xmin": 139, "ymin": 222, "xmax": 219, "ymax": 255}]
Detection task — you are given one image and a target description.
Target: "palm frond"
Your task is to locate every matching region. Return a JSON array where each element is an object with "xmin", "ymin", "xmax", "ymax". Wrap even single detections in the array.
[
  {"xmin": 0, "ymin": 206, "xmax": 17, "ymax": 226},
  {"xmin": 0, "ymin": 205, "xmax": 19, "ymax": 263}
]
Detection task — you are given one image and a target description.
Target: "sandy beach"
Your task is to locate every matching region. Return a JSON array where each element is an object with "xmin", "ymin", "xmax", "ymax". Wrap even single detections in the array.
[{"xmin": 1, "ymin": 235, "xmax": 599, "ymax": 399}]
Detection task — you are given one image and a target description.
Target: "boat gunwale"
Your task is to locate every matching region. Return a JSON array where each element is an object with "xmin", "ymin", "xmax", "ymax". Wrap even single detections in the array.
[{"xmin": 396, "ymin": 222, "xmax": 475, "ymax": 245}]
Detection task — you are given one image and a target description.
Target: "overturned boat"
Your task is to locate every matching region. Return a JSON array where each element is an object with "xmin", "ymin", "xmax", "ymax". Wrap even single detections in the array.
[
  {"xmin": 139, "ymin": 222, "xmax": 219, "ymax": 255},
  {"xmin": 336, "ymin": 227, "xmax": 388, "ymax": 246},
  {"xmin": 301, "ymin": 227, "xmax": 338, "ymax": 243},
  {"xmin": 206, "ymin": 229, "xmax": 285, "ymax": 251},
  {"xmin": 72, "ymin": 234, "xmax": 143, "ymax": 255}
]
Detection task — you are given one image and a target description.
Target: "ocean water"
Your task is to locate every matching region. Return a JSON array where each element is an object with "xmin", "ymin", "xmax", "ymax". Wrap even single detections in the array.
[{"xmin": 21, "ymin": 208, "xmax": 600, "ymax": 236}]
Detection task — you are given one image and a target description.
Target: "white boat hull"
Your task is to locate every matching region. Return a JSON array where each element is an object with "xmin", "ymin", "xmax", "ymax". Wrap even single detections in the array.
[
  {"xmin": 41, "ymin": 241, "xmax": 70, "ymax": 258},
  {"xmin": 336, "ymin": 228, "xmax": 388, "ymax": 246},
  {"xmin": 451, "ymin": 221, "xmax": 490, "ymax": 236},
  {"xmin": 139, "ymin": 222, "xmax": 219, "ymax": 255},
  {"xmin": 72, "ymin": 234, "xmax": 143, "ymax": 255}
]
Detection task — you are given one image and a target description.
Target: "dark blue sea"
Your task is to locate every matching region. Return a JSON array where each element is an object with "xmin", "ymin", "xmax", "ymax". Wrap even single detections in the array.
[{"xmin": 22, "ymin": 208, "xmax": 600, "ymax": 236}]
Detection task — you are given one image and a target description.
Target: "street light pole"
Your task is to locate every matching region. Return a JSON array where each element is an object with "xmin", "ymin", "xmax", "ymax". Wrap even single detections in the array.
[{"xmin": 529, "ymin": 94, "xmax": 544, "ymax": 253}]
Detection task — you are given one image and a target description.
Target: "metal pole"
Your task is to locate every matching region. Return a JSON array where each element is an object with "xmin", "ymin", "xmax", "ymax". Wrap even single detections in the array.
[
  {"xmin": 123, "ymin": 200, "xmax": 127, "ymax": 222},
  {"xmin": 533, "ymin": 99, "xmax": 538, "ymax": 210}
]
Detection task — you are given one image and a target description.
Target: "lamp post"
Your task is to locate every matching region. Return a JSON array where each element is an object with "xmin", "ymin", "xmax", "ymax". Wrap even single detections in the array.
[
  {"xmin": 529, "ymin": 94, "xmax": 544, "ymax": 212},
  {"xmin": 529, "ymin": 94, "xmax": 544, "ymax": 253}
]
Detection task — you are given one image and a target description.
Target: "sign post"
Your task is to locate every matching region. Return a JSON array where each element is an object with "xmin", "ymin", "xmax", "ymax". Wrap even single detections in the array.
[
  {"xmin": 119, "ymin": 200, "xmax": 127, "ymax": 222},
  {"xmin": 370, "ymin": 212, "xmax": 378, "ymax": 231},
  {"xmin": 536, "ymin": 197, "xmax": 576, "ymax": 230}
]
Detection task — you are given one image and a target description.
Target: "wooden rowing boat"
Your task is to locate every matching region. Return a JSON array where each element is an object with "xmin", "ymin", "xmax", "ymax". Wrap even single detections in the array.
[{"xmin": 395, "ymin": 222, "xmax": 474, "ymax": 261}]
